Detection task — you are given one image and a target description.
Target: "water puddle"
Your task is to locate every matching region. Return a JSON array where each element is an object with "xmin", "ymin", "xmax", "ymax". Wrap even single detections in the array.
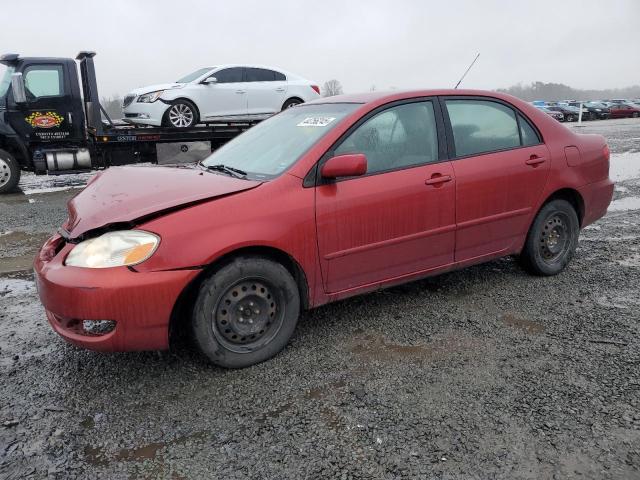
[
  {"xmin": 501, "ymin": 313, "xmax": 544, "ymax": 334},
  {"xmin": 84, "ymin": 431, "xmax": 207, "ymax": 467},
  {"xmin": 305, "ymin": 379, "xmax": 347, "ymax": 400},
  {"xmin": 0, "ymin": 231, "xmax": 50, "ymax": 273}
]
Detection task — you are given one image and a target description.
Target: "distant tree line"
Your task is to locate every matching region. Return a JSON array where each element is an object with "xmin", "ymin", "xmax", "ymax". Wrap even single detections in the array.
[
  {"xmin": 100, "ymin": 96, "xmax": 123, "ymax": 120},
  {"xmin": 496, "ymin": 81, "xmax": 640, "ymax": 101}
]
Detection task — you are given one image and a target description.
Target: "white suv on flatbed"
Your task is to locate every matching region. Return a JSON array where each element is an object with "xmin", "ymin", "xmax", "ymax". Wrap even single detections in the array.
[{"xmin": 122, "ymin": 65, "xmax": 320, "ymax": 128}]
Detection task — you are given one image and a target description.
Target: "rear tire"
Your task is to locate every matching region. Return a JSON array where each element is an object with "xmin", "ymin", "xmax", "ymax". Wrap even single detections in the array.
[
  {"xmin": 282, "ymin": 98, "xmax": 303, "ymax": 110},
  {"xmin": 164, "ymin": 100, "xmax": 199, "ymax": 129},
  {"xmin": 519, "ymin": 199, "xmax": 579, "ymax": 276},
  {"xmin": 192, "ymin": 256, "xmax": 300, "ymax": 368},
  {"xmin": 0, "ymin": 149, "xmax": 20, "ymax": 194}
]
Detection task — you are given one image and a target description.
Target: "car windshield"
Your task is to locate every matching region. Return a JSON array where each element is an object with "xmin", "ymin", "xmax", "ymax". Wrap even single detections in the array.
[
  {"xmin": 586, "ymin": 102, "xmax": 605, "ymax": 107},
  {"xmin": 201, "ymin": 103, "xmax": 360, "ymax": 180},
  {"xmin": 176, "ymin": 68, "xmax": 213, "ymax": 83},
  {"xmin": 0, "ymin": 65, "xmax": 15, "ymax": 97}
]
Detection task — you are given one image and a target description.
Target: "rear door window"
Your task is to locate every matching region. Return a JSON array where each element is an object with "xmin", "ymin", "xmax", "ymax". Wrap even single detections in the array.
[
  {"xmin": 246, "ymin": 68, "xmax": 277, "ymax": 82},
  {"xmin": 445, "ymin": 99, "xmax": 520, "ymax": 157}
]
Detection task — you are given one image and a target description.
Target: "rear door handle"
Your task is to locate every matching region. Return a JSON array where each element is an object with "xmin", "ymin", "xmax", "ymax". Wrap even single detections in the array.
[
  {"xmin": 275, "ymin": 87, "xmax": 285, "ymax": 92},
  {"xmin": 235, "ymin": 90, "xmax": 246, "ymax": 94},
  {"xmin": 525, "ymin": 155, "xmax": 546, "ymax": 166},
  {"xmin": 425, "ymin": 174, "xmax": 452, "ymax": 186}
]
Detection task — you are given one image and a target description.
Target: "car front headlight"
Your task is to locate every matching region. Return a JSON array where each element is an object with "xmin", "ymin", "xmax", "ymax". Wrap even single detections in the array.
[
  {"xmin": 137, "ymin": 90, "xmax": 165, "ymax": 103},
  {"xmin": 65, "ymin": 231, "xmax": 160, "ymax": 268}
]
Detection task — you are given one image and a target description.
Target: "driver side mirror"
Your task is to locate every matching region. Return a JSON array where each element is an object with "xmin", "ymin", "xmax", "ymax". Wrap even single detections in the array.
[
  {"xmin": 11, "ymin": 72, "xmax": 26, "ymax": 104},
  {"xmin": 202, "ymin": 77, "xmax": 218, "ymax": 85},
  {"xmin": 321, "ymin": 153, "xmax": 367, "ymax": 179}
]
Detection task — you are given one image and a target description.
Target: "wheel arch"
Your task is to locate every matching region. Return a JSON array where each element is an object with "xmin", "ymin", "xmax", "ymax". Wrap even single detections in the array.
[
  {"xmin": 540, "ymin": 188, "xmax": 585, "ymax": 226},
  {"xmin": 168, "ymin": 245, "xmax": 310, "ymax": 346},
  {"xmin": 282, "ymin": 97, "xmax": 304, "ymax": 109},
  {"xmin": 162, "ymin": 97, "xmax": 201, "ymax": 125}
]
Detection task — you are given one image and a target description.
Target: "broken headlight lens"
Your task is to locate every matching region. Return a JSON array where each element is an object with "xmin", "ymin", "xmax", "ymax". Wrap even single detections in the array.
[
  {"xmin": 65, "ymin": 231, "xmax": 160, "ymax": 268},
  {"xmin": 136, "ymin": 90, "xmax": 164, "ymax": 103}
]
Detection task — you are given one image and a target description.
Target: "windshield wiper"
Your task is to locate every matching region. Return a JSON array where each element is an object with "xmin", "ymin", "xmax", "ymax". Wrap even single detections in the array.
[{"xmin": 199, "ymin": 162, "xmax": 247, "ymax": 178}]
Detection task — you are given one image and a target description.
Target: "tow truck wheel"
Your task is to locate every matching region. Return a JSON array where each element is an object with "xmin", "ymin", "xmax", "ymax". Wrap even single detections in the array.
[
  {"xmin": 165, "ymin": 100, "xmax": 199, "ymax": 129},
  {"xmin": 0, "ymin": 149, "xmax": 20, "ymax": 194}
]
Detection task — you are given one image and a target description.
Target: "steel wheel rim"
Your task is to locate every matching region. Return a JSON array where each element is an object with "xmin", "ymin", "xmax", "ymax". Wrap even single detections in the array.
[
  {"xmin": 539, "ymin": 212, "xmax": 570, "ymax": 263},
  {"xmin": 212, "ymin": 278, "xmax": 284, "ymax": 353},
  {"xmin": 0, "ymin": 157, "xmax": 11, "ymax": 187},
  {"xmin": 169, "ymin": 104, "xmax": 194, "ymax": 127}
]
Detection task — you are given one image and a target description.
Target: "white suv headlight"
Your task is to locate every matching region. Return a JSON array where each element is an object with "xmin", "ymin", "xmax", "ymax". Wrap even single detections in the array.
[
  {"xmin": 137, "ymin": 90, "xmax": 165, "ymax": 103},
  {"xmin": 65, "ymin": 231, "xmax": 160, "ymax": 268}
]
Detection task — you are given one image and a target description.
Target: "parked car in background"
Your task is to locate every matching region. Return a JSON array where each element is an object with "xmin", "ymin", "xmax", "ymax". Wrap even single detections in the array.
[
  {"xmin": 567, "ymin": 101, "xmax": 609, "ymax": 120},
  {"xmin": 608, "ymin": 103, "xmax": 640, "ymax": 118},
  {"xmin": 35, "ymin": 89, "xmax": 613, "ymax": 368},
  {"xmin": 123, "ymin": 65, "xmax": 321, "ymax": 128},
  {"xmin": 545, "ymin": 104, "xmax": 582, "ymax": 122},
  {"xmin": 536, "ymin": 106, "xmax": 564, "ymax": 121}
]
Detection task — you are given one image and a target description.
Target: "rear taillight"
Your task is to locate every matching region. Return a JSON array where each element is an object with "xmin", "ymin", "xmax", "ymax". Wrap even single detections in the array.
[
  {"xmin": 603, "ymin": 144, "xmax": 610, "ymax": 162},
  {"xmin": 311, "ymin": 85, "xmax": 320, "ymax": 95}
]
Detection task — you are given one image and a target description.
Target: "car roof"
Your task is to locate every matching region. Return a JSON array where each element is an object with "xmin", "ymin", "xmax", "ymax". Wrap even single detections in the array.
[{"xmin": 306, "ymin": 89, "xmax": 530, "ymax": 106}]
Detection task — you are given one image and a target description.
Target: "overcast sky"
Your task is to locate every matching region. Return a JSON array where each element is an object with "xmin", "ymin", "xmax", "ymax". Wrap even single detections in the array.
[{"xmin": 1, "ymin": 0, "xmax": 638, "ymax": 97}]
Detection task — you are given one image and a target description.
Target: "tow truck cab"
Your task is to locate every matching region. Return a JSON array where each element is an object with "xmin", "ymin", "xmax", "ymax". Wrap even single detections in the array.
[{"xmin": 0, "ymin": 52, "xmax": 256, "ymax": 194}]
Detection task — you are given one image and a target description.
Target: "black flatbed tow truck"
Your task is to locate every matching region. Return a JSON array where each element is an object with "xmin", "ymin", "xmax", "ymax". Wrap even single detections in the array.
[{"xmin": 0, "ymin": 51, "xmax": 258, "ymax": 193}]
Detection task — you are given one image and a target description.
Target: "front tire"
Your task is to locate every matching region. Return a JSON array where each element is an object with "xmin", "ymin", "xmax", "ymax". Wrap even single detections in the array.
[
  {"xmin": 192, "ymin": 257, "xmax": 301, "ymax": 368},
  {"xmin": 519, "ymin": 199, "xmax": 579, "ymax": 276},
  {"xmin": 633, "ymin": 112, "xmax": 639, "ymax": 118},
  {"xmin": 0, "ymin": 149, "xmax": 21, "ymax": 194},
  {"xmin": 164, "ymin": 100, "xmax": 199, "ymax": 129}
]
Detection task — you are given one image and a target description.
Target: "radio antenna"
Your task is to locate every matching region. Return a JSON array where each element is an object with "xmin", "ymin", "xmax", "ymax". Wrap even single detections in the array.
[{"xmin": 454, "ymin": 53, "xmax": 480, "ymax": 89}]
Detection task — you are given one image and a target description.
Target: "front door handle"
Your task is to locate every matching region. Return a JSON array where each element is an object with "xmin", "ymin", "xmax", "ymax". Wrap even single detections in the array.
[
  {"xmin": 525, "ymin": 155, "xmax": 546, "ymax": 167},
  {"xmin": 235, "ymin": 90, "xmax": 246, "ymax": 94},
  {"xmin": 425, "ymin": 174, "xmax": 452, "ymax": 186}
]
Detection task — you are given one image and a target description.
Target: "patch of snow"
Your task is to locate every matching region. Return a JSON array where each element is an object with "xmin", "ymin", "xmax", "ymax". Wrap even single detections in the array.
[
  {"xmin": 610, "ymin": 152, "xmax": 640, "ymax": 183},
  {"xmin": 618, "ymin": 253, "xmax": 640, "ymax": 268},
  {"xmin": 0, "ymin": 278, "xmax": 36, "ymax": 298},
  {"xmin": 22, "ymin": 186, "xmax": 83, "ymax": 195},
  {"xmin": 608, "ymin": 196, "xmax": 640, "ymax": 212}
]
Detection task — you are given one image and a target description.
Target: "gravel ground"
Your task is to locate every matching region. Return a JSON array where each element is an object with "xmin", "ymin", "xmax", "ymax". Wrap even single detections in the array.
[{"xmin": 1, "ymin": 118, "xmax": 639, "ymax": 479}]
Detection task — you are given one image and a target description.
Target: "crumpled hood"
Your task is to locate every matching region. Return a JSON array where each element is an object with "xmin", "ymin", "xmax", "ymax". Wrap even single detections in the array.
[
  {"xmin": 128, "ymin": 83, "xmax": 185, "ymax": 96},
  {"xmin": 63, "ymin": 166, "xmax": 261, "ymax": 239}
]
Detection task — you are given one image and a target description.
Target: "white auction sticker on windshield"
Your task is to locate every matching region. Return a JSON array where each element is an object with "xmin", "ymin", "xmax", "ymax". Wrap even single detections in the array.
[{"xmin": 297, "ymin": 117, "xmax": 336, "ymax": 127}]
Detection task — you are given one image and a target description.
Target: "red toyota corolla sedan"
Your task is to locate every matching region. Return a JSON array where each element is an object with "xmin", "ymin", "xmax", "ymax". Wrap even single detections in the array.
[{"xmin": 34, "ymin": 90, "xmax": 614, "ymax": 368}]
